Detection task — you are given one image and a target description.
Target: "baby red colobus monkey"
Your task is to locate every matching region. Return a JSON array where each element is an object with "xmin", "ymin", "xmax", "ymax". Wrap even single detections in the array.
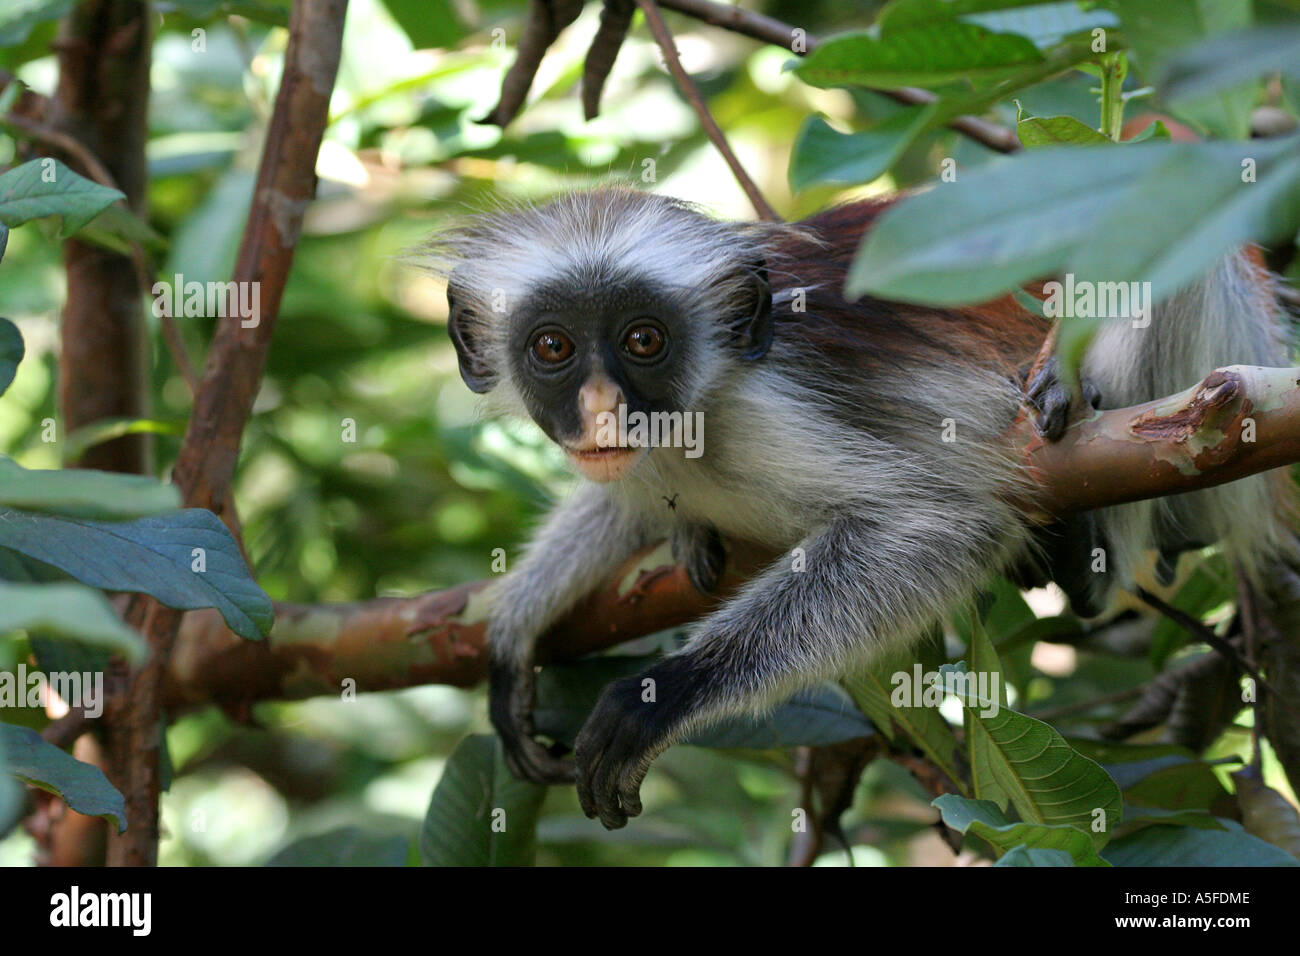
[{"xmin": 424, "ymin": 188, "xmax": 1291, "ymax": 829}]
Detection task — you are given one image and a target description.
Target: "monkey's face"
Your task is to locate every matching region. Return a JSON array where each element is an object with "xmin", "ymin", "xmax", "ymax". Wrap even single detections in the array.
[{"xmin": 503, "ymin": 277, "xmax": 698, "ymax": 482}]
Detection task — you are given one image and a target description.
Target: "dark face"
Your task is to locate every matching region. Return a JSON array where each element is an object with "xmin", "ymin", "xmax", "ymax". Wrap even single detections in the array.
[
  {"xmin": 507, "ymin": 274, "xmax": 695, "ymax": 448},
  {"xmin": 447, "ymin": 255, "xmax": 772, "ymax": 482}
]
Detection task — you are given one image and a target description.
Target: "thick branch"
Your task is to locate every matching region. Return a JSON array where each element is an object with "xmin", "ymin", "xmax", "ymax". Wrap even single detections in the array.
[
  {"xmin": 106, "ymin": 0, "xmax": 349, "ymax": 866},
  {"xmin": 163, "ymin": 365, "xmax": 1300, "ymax": 708}
]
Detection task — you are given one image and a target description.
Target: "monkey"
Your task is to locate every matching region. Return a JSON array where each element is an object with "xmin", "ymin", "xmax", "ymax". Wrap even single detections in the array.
[{"xmin": 422, "ymin": 187, "xmax": 1293, "ymax": 829}]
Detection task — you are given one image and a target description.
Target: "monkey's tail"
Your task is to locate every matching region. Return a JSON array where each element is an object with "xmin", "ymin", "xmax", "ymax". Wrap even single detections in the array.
[{"xmin": 1079, "ymin": 249, "xmax": 1296, "ymax": 603}]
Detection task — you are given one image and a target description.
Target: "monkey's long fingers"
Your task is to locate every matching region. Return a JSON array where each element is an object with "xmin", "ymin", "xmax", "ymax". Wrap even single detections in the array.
[
  {"xmin": 1025, "ymin": 357, "xmax": 1102, "ymax": 442},
  {"xmin": 489, "ymin": 660, "xmax": 575, "ymax": 785}
]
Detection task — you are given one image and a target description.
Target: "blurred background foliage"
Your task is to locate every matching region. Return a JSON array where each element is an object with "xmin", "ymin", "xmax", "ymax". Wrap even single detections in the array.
[{"xmin": 1, "ymin": 0, "xmax": 1298, "ymax": 866}]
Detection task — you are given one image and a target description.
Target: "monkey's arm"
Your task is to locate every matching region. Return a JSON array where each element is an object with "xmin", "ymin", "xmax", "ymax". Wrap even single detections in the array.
[
  {"xmin": 489, "ymin": 487, "xmax": 650, "ymax": 783},
  {"xmin": 574, "ymin": 497, "xmax": 1016, "ymax": 828}
]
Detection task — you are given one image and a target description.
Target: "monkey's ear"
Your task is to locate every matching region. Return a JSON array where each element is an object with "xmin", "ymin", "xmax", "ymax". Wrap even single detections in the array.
[
  {"xmin": 447, "ymin": 289, "xmax": 497, "ymax": 393},
  {"xmin": 731, "ymin": 262, "xmax": 773, "ymax": 361}
]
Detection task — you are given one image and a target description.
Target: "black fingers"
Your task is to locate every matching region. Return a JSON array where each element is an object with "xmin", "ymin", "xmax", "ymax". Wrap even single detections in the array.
[
  {"xmin": 489, "ymin": 659, "xmax": 575, "ymax": 785},
  {"xmin": 1025, "ymin": 356, "xmax": 1103, "ymax": 442},
  {"xmin": 672, "ymin": 523, "xmax": 727, "ymax": 595}
]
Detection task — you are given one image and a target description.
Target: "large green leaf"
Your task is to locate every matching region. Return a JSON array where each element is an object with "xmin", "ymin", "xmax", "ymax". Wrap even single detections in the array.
[
  {"xmin": 847, "ymin": 134, "xmax": 1300, "ymax": 307},
  {"xmin": 0, "ymin": 507, "xmax": 272, "ymax": 641},
  {"xmin": 1015, "ymin": 103, "xmax": 1111, "ymax": 146},
  {"xmin": 843, "ymin": 649, "xmax": 967, "ymax": 793},
  {"xmin": 1108, "ymin": 0, "xmax": 1257, "ymax": 139},
  {"xmin": 0, "ymin": 0, "xmax": 74, "ymax": 46},
  {"xmin": 789, "ymin": 108, "xmax": 936, "ymax": 192},
  {"xmin": 0, "ymin": 160, "xmax": 124, "ymax": 236},
  {"xmin": 1, "ymin": 722, "xmax": 126, "ymax": 832},
  {"xmin": 879, "ymin": 0, "xmax": 1117, "ymax": 47},
  {"xmin": 0, "ymin": 456, "xmax": 182, "ymax": 519},
  {"xmin": 994, "ymin": 845, "xmax": 1076, "ymax": 866},
  {"xmin": 793, "ymin": 23, "xmax": 1044, "ymax": 90},
  {"xmin": 380, "ymin": 0, "xmax": 465, "ymax": 50},
  {"xmin": 932, "ymin": 793, "xmax": 1106, "ymax": 864},
  {"xmin": 0, "ymin": 722, "xmax": 18, "ymax": 837},
  {"xmin": 153, "ymin": 0, "xmax": 288, "ymax": 24},
  {"xmin": 1102, "ymin": 818, "xmax": 1300, "ymax": 866},
  {"xmin": 419, "ymin": 735, "xmax": 546, "ymax": 867},
  {"xmin": 0, "ymin": 317, "xmax": 21, "ymax": 398},
  {"xmin": 1161, "ymin": 25, "xmax": 1300, "ymax": 102},
  {"xmin": 534, "ymin": 656, "xmax": 874, "ymax": 749},
  {"xmin": 0, "ymin": 581, "xmax": 144, "ymax": 662},
  {"xmin": 951, "ymin": 675, "xmax": 1122, "ymax": 843},
  {"xmin": 266, "ymin": 827, "xmax": 410, "ymax": 866}
]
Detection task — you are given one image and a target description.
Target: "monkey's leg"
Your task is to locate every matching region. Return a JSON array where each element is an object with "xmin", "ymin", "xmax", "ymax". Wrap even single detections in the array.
[
  {"xmin": 574, "ymin": 503, "xmax": 1016, "ymax": 828},
  {"xmin": 671, "ymin": 521, "xmax": 726, "ymax": 595},
  {"xmin": 489, "ymin": 489, "xmax": 648, "ymax": 784},
  {"xmin": 1023, "ymin": 354, "xmax": 1102, "ymax": 441}
]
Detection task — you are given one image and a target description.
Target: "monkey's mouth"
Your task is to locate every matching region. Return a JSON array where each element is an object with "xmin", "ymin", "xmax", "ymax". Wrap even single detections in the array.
[{"xmin": 564, "ymin": 444, "xmax": 646, "ymax": 482}]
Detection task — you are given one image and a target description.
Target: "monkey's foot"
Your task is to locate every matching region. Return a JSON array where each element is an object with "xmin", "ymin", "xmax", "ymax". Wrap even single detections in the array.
[
  {"xmin": 671, "ymin": 522, "xmax": 726, "ymax": 595},
  {"xmin": 1024, "ymin": 356, "xmax": 1102, "ymax": 441},
  {"xmin": 489, "ymin": 660, "xmax": 575, "ymax": 785},
  {"xmin": 574, "ymin": 661, "xmax": 687, "ymax": 829}
]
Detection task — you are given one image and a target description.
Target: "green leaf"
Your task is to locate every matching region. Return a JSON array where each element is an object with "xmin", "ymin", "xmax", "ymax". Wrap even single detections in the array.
[
  {"xmin": 789, "ymin": 107, "xmax": 936, "ymax": 192},
  {"xmin": 995, "ymin": 845, "xmax": 1077, "ymax": 866},
  {"xmin": 0, "ymin": 722, "xmax": 19, "ymax": 837},
  {"xmin": 380, "ymin": 0, "xmax": 465, "ymax": 50},
  {"xmin": 1161, "ymin": 26, "xmax": 1300, "ymax": 102},
  {"xmin": 843, "ymin": 650, "xmax": 967, "ymax": 794},
  {"xmin": 266, "ymin": 827, "xmax": 410, "ymax": 866},
  {"xmin": 419, "ymin": 735, "xmax": 546, "ymax": 866},
  {"xmin": 62, "ymin": 418, "xmax": 186, "ymax": 466},
  {"xmin": 968, "ymin": 818, "xmax": 1108, "ymax": 864},
  {"xmin": 1109, "ymin": 0, "xmax": 1257, "ymax": 139},
  {"xmin": 0, "ymin": 456, "xmax": 181, "ymax": 519},
  {"xmin": 1113, "ymin": 804, "xmax": 1226, "ymax": 839},
  {"xmin": 0, "ymin": 160, "xmax": 125, "ymax": 236},
  {"xmin": 847, "ymin": 135, "xmax": 1300, "ymax": 307},
  {"xmin": 1015, "ymin": 102, "xmax": 1111, "ymax": 146},
  {"xmin": 534, "ymin": 656, "xmax": 874, "ymax": 749},
  {"xmin": 0, "ymin": 316, "xmax": 22, "ymax": 398},
  {"xmin": 950, "ymin": 681, "xmax": 1122, "ymax": 843},
  {"xmin": 0, "ymin": 0, "xmax": 75, "ymax": 46},
  {"xmin": 0, "ymin": 581, "xmax": 144, "ymax": 662},
  {"xmin": 793, "ymin": 23, "xmax": 1044, "ymax": 90},
  {"xmin": 0, "ymin": 507, "xmax": 272, "ymax": 641},
  {"xmin": 1, "ymin": 722, "xmax": 126, "ymax": 832},
  {"xmin": 932, "ymin": 793, "xmax": 1106, "ymax": 864},
  {"xmin": 1103, "ymin": 818, "xmax": 1300, "ymax": 866},
  {"xmin": 154, "ymin": 0, "xmax": 288, "ymax": 24},
  {"xmin": 880, "ymin": 0, "xmax": 1118, "ymax": 48}
]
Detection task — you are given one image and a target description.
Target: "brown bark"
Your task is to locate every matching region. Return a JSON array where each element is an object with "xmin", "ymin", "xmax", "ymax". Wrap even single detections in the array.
[
  {"xmin": 50, "ymin": 0, "xmax": 153, "ymax": 475},
  {"xmin": 161, "ymin": 364, "xmax": 1300, "ymax": 708},
  {"xmin": 102, "ymin": 0, "xmax": 351, "ymax": 865}
]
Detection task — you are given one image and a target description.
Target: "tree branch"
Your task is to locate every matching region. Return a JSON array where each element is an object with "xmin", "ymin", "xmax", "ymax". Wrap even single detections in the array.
[
  {"xmin": 636, "ymin": 0, "xmax": 779, "ymax": 220},
  {"xmin": 162, "ymin": 364, "xmax": 1300, "ymax": 708},
  {"xmin": 104, "ymin": 0, "xmax": 350, "ymax": 866}
]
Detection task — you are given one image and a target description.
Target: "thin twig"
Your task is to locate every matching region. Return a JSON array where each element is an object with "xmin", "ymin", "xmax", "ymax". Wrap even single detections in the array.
[
  {"xmin": 1136, "ymin": 586, "xmax": 1300, "ymax": 720},
  {"xmin": 2, "ymin": 110, "xmax": 199, "ymax": 393},
  {"xmin": 0, "ymin": 112, "xmax": 116, "ymax": 189},
  {"xmin": 1234, "ymin": 569, "xmax": 1264, "ymax": 769},
  {"xmin": 636, "ymin": 0, "xmax": 780, "ymax": 221}
]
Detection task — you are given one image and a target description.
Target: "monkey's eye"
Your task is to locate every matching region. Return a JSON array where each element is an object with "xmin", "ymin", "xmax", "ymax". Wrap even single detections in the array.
[
  {"xmin": 623, "ymin": 323, "xmax": 666, "ymax": 360},
  {"xmin": 531, "ymin": 329, "xmax": 574, "ymax": 364}
]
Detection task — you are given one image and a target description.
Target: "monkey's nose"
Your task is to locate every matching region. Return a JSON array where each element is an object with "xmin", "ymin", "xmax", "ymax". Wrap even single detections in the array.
[{"xmin": 579, "ymin": 374, "xmax": 624, "ymax": 416}]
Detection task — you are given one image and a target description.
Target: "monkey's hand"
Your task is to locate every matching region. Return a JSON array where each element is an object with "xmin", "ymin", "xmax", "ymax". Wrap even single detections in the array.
[
  {"xmin": 671, "ymin": 522, "xmax": 726, "ymax": 595},
  {"xmin": 574, "ymin": 657, "xmax": 694, "ymax": 829},
  {"xmin": 489, "ymin": 657, "xmax": 576, "ymax": 786},
  {"xmin": 1024, "ymin": 355, "xmax": 1102, "ymax": 441}
]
